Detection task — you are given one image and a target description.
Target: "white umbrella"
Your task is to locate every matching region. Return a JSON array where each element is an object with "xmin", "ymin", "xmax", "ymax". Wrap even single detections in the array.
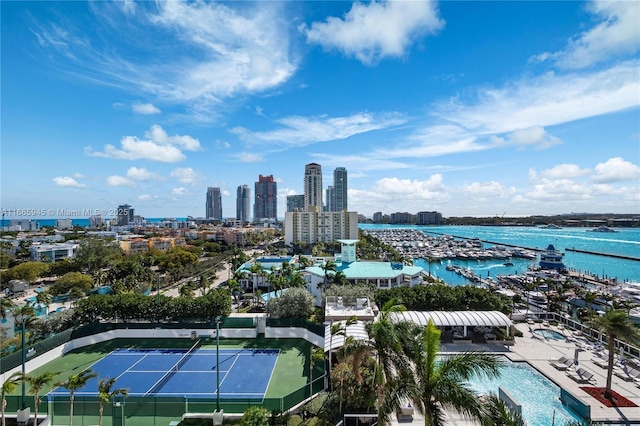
[{"xmin": 574, "ymin": 347, "xmax": 580, "ymax": 365}]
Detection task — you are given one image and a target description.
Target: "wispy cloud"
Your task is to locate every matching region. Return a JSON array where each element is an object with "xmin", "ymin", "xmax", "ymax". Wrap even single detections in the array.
[
  {"xmin": 132, "ymin": 102, "xmax": 161, "ymax": 115},
  {"xmin": 52, "ymin": 176, "xmax": 88, "ymax": 188},
  {"xmin": 85, "ymin": 125, "xmax": 201, "ymax": 162},
  {"xmin": 106, "ymin": 175, "xmax": 136, "ymax": 187},
  {"xmin": 436, "ymin": 60, "xmax": 640, "ymax": 135},
  {"xmin": 531, "ymin": 0, "xmax": 640, "ymax": 69},
  {"xmin": 234, "ymin": 152, "xmax": 264, "ymax": 163},
  {"xmin": 31, "ymin": 2, "xmax": 297, "ymax": 121},
  {"xmin": 231, "ymin": 112, "xmax": 406, "ymax": 147},
  {"xmin": 302, "ymin": 0, "xmax": 444, "ymax": 65}
]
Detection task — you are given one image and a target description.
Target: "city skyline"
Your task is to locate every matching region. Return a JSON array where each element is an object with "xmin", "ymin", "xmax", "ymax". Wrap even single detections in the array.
[{"xmin": 2, "ymin": 1, "xmax": 639, "ymax": 219}]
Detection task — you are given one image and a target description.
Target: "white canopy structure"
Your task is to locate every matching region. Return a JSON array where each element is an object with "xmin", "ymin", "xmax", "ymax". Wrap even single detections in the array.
[
  {"xmin": 389, "ymin": 310, "xmax": 513, "ymax": 337},
  {"xmin": 323, "ymin": 320, "xmax": 369, "ymax": 352}
]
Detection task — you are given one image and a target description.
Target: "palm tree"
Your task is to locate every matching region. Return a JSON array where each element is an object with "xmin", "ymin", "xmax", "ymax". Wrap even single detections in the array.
[
  {"xmin": 97, "ymin": 377, "xmax": 129, "ymax": 426},
  {"xmin": 56, "ymin": 368, "xmax": 98, "ymax": 426},
  {"xmin": 0, "ymin": 298, "xmax": 15, "ymax": 321},
  {"xmin": 35, "ymin": 291, "xmax": 52, "ymax": 316},
  {"xmin": 589, "ymin": 309, "xmax": 640, "ymax": 399},
  {"xmin": 1, "ymin": 372, "xmax": 22, "ymax": 426},
  {"xmin": 321, "ymin": 260, "xmax": 337, "ymax": 288},
  {"xmin": 361, "ymin": 298, "xmax": 411, "ymax": 424},
  {"xmin": 407, "ymin": 319, "xmax": 502, "ymax": 426},
  {"xmin": 26, "ymin": 371, "xmax": 59, "ymax": 426},
  {"xmin": 483, "ymin": 394, "xmax": 525, "ymax": 426}
]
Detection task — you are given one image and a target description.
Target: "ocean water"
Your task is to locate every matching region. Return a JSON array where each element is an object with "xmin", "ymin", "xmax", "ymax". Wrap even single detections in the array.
[{"xmin": 360, "ymin": 224, "xmax": 640, "ymax": 285}]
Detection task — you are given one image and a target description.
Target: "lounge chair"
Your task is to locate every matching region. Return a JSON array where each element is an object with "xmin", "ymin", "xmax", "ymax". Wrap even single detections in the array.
[
  {"xmin": 591, "ymin": 357, "xmax": 609, "ymax": 369},
  {"xmin": 614, "ymin": 368, "xmax": 640, "ymax": 382},
  {"xmin": 567, "ymin": 367, "xmax": 596, "ymax": 384},
  {"xmin": 549, "ymin": 356, "xmax": 574, "ymax": 371}
]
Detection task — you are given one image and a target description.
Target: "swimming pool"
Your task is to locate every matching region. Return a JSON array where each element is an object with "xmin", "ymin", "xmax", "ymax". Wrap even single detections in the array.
[
  {"xmin": 466, "ymin": 358, "xmax": 584, "ymax": 426},
  {"xmin": 532, "ymin": 328, "xmax": 566, "ymax": 340}
]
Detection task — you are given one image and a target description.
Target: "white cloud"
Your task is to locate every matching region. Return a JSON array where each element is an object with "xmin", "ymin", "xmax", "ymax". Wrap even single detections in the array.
[
  {"xmin": 172, "ymin": 187, "xmax": 188, "ymax": 195},
  {"xmin": 73, "ymin": 173, "xmax": 85, "ymax": 179},
  {"xmin": 137, "ymin": 194, "xmax": 156, "ymax": 202},
  {"xmin": 592, "ymin": 157, "xmax": 640, "ymax": 183},
  {"xmin": 235, "ymin": 152, "xmax": 264, "ymax": 163},
  {"xmin": 132, "ymin": 102, "xmax": 161, "ymax": 115},
  {"xmin": 350, "ymin": 175, "xmax": 451, "ymax": 214},
  {"xmin": 302, "ymin": 0, "xmax": 444, "ymax": 65},
  {"xmin": 531, "ymin": 0, "xmax": 640, "ymax": 69},
  {"xmin": 437, "ymin": 61, "xmax": 640, "ymax": 135},
  {"xmin": 106, "ymin": 175, "xmax": 136, "ymax": 187},
  {"xmin": 539, "ymin": 164, "xmax": 590, "ymax": 180},
  {"xmin": 491, "ymin": 126, "xmax": 561, "ymax": 150},
  {"xmin": 232, "ymin": 112, "xmax": 406, "ymax": 147},
  {"xmin": 85, "ymin": 125, "xmax": 201, "ymax": 162},
  {"xmin": 170, "ymin": 167, "xmax": 200, "ymax": 185},
  {"xmin": 126, "ymin": 167, "xmax": 161, "ymax": 181},
  {"xmin": 52, "ymin": 176, "xmax": 87, "ymax": 188},
  {"xmin": 462, "ymin": 181, "xmax": 515, "ymax": 199}
]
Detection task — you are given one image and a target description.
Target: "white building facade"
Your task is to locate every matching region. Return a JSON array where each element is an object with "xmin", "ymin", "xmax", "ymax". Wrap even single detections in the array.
[{"xmin": 284, "ymin": 208, "xmax": 358, "ymax": 245}]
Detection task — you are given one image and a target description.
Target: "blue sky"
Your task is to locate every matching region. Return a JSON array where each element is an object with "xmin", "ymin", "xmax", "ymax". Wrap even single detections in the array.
[{"xmin": 1, "ymin": 0, "xmax": 639, "ymax": 220}]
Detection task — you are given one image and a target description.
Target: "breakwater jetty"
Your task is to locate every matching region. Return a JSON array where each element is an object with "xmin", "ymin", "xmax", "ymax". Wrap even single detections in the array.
[
  {"xmin": 565, "ymin": 247, "xmax": 640, "ymax": 262},
  {"xmin": 425, "ymin": 231, "xmax": 544, "ymax": 252}
]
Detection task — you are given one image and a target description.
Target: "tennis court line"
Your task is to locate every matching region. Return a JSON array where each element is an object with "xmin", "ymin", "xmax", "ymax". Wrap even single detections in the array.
[{"xmin": 143, "ymin": 339, "xmax": 201, "ymax": 396}]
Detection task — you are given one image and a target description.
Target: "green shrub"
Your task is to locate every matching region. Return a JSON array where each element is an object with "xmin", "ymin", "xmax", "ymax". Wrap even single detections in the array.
[{"xmin": 241, "ymin": 406, "xmax": 270, "ymax": 426}]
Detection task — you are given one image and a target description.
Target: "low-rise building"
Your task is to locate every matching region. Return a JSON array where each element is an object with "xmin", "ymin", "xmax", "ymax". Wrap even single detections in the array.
[{"xmin": 29, "ymin": 242, "xmax": 79, "ymax": 262}]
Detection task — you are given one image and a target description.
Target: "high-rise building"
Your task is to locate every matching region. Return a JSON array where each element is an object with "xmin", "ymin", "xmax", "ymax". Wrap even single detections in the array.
[
  {"xmin": 254, "ymin": 175, "xmax": 277, "ymax": 221},
  {"xmin": 286, "ymin": 195, "xmax": 305, "ymax": 212},
  {"xmin": 416, "ymin": 211, "xmax": 442, "ymax": 225},
  {"xmin": 333, "ymin": 167, "xmax": 348, "ymax": 211},
  {"xmin": 117, "ymin": 204, "xmax": 134, "ymax": 225},
  {"xmin": 236, "ymin": 185, "xmax": 251, "ymax": 223},
  {"xmin": 304, "ymin": 163, "xmax": 323, "ymax": 211},
  {"xmin": 325, "ymin": 186, "xmax": 334, "ymax": 211},
  {"xmin": 206, "ymin": 187, "xmax": 222, "ymax": 220},
  {"xmin": 284, "ymin": 208, "xmax": 358, "ymax": 245}
]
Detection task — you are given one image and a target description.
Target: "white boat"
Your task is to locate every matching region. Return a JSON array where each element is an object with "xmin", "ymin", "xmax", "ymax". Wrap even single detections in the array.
[
  {"xmin": 588, "ymin": 226, "xmax": 618, "ymax": 233},
  {"xmin": 539, "ymin": 244, "xmax": 566, "ymax": 270}
]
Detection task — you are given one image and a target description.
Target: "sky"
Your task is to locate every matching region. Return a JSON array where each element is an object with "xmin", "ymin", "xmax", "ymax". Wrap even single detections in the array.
[{"xmin": 1, "ymin": 0, "xmax": 639, "ymax": 220}]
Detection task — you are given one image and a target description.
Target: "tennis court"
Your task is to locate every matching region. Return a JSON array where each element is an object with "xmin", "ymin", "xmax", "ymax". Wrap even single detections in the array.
[{"xmin": 48, "ymin": 341, "xmax": 279, "ymax": 399}]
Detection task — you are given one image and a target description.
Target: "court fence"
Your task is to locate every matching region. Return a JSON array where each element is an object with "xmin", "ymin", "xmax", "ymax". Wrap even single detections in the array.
[{"xmin": 3, "ymin": 375, "xmax": 326, "ymax": 426}]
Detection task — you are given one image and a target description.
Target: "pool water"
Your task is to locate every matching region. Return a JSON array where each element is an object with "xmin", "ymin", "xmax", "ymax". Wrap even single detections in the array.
[
  {"xmin": 466, "ymin": 359, "xmax": 584, "ymax": 426},
  {"xmin": 532, "ymin": 328, "xmax": 566, "ymax": 340}
]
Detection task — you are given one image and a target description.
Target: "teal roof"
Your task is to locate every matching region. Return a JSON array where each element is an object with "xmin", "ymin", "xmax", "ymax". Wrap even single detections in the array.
[{"xmin": 306, "ymin": 261, "xmax": 423, "ymax": 280}]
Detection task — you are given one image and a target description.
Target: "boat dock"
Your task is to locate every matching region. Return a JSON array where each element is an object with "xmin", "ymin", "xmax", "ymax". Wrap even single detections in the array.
[{"xmin": 425, "ymin": 231, "xmax": 544, "ymax": 252}]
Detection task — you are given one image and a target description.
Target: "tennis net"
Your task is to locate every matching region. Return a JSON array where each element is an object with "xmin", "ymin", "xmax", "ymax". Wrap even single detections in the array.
[{"xmin": 144, "ymin": 339, "xmax": 201, "ymax": 396}]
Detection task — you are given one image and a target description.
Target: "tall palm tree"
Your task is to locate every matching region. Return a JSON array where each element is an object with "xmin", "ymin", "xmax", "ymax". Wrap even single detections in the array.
[
  {"xmin": 26, "ymin": 371, "xmax": 59, "ymax": 426},
  {"xmin": 97, "ymin": 377, "xmax": 129, "ymax": 426},
  {"xmin": 1, "ymin": 372, "xmax": 22, "ymax": 426},
  {"xmin": 362, "ymin": 298, "xmax": 411, "ymax": 424},
  {"xmin": 321, "ymin": 260, "xmax": 337, "ymax": 288},
  {"xmin": 407, "ymin": 319, "xmax": 502, "ymax": 426},
  {"xmin": 56, "ymin": 368, "xmax": 98, "ymax": 426},
  {"xmin": 589, "ymin": 309, "xmax": 640, "ymax": 399}
]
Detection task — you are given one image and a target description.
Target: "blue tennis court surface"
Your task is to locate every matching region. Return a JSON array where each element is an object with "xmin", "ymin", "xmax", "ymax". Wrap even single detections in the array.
[{"xmin": 48, "ymin": 348, "xmax": 279, "ymax": 399}]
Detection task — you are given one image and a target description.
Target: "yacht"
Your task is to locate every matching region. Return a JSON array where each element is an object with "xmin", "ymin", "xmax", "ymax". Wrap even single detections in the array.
[
  {"xmin": 539, "ymin": 244, "xmax": 566, "ymax": 271},
  {"xmin": 588, "ymin": 226, "xmax": 618, "ymax": 233}
]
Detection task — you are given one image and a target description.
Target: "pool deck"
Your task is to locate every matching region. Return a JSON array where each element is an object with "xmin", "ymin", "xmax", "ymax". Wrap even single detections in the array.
[{"xmin": 389, "ymin": 322, "xmax": 640, "ymax": 426}]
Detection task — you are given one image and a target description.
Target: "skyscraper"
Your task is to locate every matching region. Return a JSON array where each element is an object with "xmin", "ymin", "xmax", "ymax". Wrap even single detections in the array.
[
  {"xmin": 254, "ymin": 175, "xmax": 277, "ymax": 221},
  {"xmin": 117, "ymin": 204, "xmax": 134, "ymax": 225},
  {"xmin": 206, "ymin": 187, "xmax": 222, "ymax": 220},
  {"xmin": 236, "ymin": 184, "xmax": 251, "ymax": 223},
  {"xmin": 333, "ymin": 167, "xmax": 347, "ymax": 211},
  {"xmin": 325, "ymin": 186, "xmax": 334, "ymax": 211},
  {"xmin": 286, "ymin": 195, "xmax": 305, "ymax": 212},
  {"xmin": 304, "ymin": 163, "xmax": 323, "ymax": 211}
]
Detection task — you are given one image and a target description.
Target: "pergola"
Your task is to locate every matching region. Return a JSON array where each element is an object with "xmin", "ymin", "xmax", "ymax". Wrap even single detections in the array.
[{"xmin": 389, "ymin": 310, "xmax": 513, "ymax": 337}]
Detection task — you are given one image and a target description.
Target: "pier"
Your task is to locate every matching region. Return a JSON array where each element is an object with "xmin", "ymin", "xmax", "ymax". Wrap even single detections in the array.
[{"xmin": 425, "ymin": 231, "xmax": 545, "ymax": 252}]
